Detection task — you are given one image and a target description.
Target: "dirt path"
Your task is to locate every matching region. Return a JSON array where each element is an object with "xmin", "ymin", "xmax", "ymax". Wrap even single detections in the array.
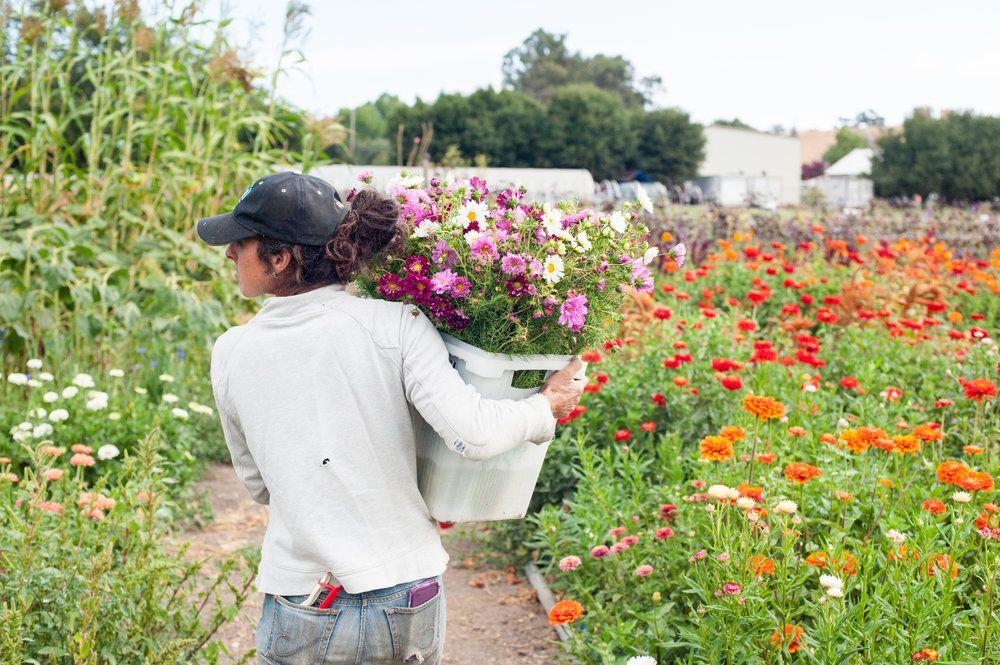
[{"xmin": 181, "ymin": 463, "xmax": 562, "ymax": 664}]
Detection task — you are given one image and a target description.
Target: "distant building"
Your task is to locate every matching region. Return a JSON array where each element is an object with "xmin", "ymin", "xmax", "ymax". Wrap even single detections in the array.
[
  {"xmin": 696, "ymin": 125, "xmax": 801, "ymax": 206},
  {"xmin": 802, "ymin": 148, "xmax": 874, "ymax": 208}
]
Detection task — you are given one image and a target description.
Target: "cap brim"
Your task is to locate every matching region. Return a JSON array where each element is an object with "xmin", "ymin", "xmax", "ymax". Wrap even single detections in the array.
[{"xmin": 196, "ymin": 212, "xmax": 257, "ymax": 246}]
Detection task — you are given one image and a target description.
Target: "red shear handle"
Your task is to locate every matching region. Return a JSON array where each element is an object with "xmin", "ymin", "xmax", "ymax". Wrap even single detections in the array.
[{"xmin": 317, "ymin": 581, "xmax": 343, "ymax": 609}]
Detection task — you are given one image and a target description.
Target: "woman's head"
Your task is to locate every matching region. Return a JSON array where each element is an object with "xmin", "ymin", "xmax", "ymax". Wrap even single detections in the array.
[{"xmin": 224, "ymin": 188, "xmax": 401, "ymax": 298}]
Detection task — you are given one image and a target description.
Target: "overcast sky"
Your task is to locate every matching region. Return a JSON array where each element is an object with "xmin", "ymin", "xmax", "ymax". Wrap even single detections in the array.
[{"xmin": 206, "ymin": 0, "xmax": 1000, "ymax": 130}]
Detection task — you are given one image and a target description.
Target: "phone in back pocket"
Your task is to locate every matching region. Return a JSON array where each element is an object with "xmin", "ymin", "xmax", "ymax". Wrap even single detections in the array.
[{"xmin": 408, "ymin": 578, "xmax": 439, "ymax": 607}]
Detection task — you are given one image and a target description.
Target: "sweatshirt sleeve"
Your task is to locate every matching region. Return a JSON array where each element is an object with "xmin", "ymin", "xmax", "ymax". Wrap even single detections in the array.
[
  {"xmin": 398, "ymin": 305, "xmax": 557, "ymax": 461},
  {"xmin": 211, "ymin": 332, "xmax": 270, "ymax": 505}
]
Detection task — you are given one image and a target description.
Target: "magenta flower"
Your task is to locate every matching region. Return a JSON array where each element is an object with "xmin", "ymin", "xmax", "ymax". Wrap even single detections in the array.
[
  {"xmin": 722, "ymin": 582, "xmax": 742, "ymax": 595},
  {"xmin": 431, "ymin": 240, "xmax": 458, "ymax": 267},
  {"xmin": 654, "ymin": 527, "xmax": 674, "ymax": 540},
  {"xmin": 620, "ymin": 535, "xmax": 639, "ymax": 548},
  {"xmin": 357, "ymin": 169, "xmax": 374, "ymax": 184},
  {"xmin": 558, "ymin": 293, "xmax": 588, "ymax": 332},
  {"xmin": 430, "ymin": 269, "xmax": 458, "ymax": 295},
  {"xmin": 505, "ymin": 277, "xmax": 535, "ymax": 298},
  {"xmin": 377, "ymin": 274, "xmax": 404, "ymax": 300},
  {"xmin": 400, "ymin": 273, "xmax": 432, "ymax": 303},
  {"xmin": 635, "ymin": 564, "xmax": 653, "ymax": 577},
  {"xmin": 449, "ymin": 276, "xmax": 471, "ymax": 298},
  {"xmin": 405, "ymin": 254, "xmax": 431, "ymax": 276},
  {"xmin": 469, "ymin": 234, "xmax": 499, "ymax": 265},
  {"xmin": 500, "ymin": 252, "xmax": 527, "ymax": 275},
  {"xmin": 590, "ymin": 545, "xmax": 611, "ymax": 559},
  {"xmin": 689, "ymin": 548, "xmax": 708, "ymax": 563}
]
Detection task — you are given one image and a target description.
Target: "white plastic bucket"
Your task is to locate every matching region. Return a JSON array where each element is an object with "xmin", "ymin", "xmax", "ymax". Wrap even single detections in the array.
[{"xmin": 414, "ymin": 333, "xmax": 584, "ymax": 522}]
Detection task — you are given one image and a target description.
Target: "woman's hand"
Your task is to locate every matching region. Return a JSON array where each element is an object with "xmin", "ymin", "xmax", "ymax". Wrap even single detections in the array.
[{"xmin": 539, "ymin": 356, "xmax": 586, "ymax": 419}]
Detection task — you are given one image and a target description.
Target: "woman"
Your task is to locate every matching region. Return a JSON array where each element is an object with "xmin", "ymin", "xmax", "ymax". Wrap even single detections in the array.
[{"xmin": 197, "ymin": 171, "xmax": 585, "ymax": 664}]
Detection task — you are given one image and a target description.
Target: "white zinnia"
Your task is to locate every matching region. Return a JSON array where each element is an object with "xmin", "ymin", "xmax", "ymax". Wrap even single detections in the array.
[
  {"xmin": 134, "ymin": 386, "xmax": 148, "ymax": 395},
  {"xmin": 635, "ymin": 184, "xmax": 654, "ymax": 214},
  {"xmin": 43, "ymin": 391, "xmax": 59, "ymax": 403},
  {"xmin": 708, "ymin": 484, "xmax": 739, "ymax": 501},
  {"xmin": 188, "ymin": 402, "xmax": 214, "ymax": 416},
  {"xmin": 171, "ymin": 407, "xmax": 189, "ymax": 420},
  {"xmin": 162, "ymin": 393, "xmax": 179, "ymax": 404},
  {"xmin": 108, "ymin": 368, "xmax": 125, "ymax": 378},
  {"xmin": 28, "ymin": 407, "xmax": 47, "ymax": 419},
  {"xmin": 541, "ymin": 255, "xmax": 565, "ymax": 284},
  {"xmin": 826, "ymin": 586, "xmax": 844, "ymax": 598},
  {"xmin": 98, "ymin": 444, "xmax": 120, "ymax": 460},
  {"xmin": 736, "ymin": 496, "xmax": 756, "ymax": 510},
  {"xmin": 86, "ymin": 396, "xmax": 108, "ymax": 411},
  {"xmin": 6, "ymin": 373, "xmax": 28, "ymax": 386},
  {"xmin": 72, "ymin": 373, "xmax": 95, "ymax": 388},
  {"xmin": 27, "ymin": 379, "xmax": 42, "ymax": 388},
  {"xmin": 774, "ymin": 500, "xmax": 798, "ymax": 515},
  {"xmin": 61, "ymin": 386, "xmax": 79, "ymax": 399},
  {"xmin": 819, "ymin": 574, "xmax": 843, "ymax": 590},
  {"xmin": 952, "ymin": 491, "xmax": 971, "ymax": 504},
  {"xmin": 108, "ymin": 412, "xmax": 121, "ymax": 421},
  {"xmin": 26, "ymin": 358, "xmax": 43, "ymax": 370}
]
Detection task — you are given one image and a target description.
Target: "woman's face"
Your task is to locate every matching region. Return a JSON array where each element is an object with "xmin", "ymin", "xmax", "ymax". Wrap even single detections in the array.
[{"xmin": 225, "ymin": 238, "xmax": 277, "ymax": 298}]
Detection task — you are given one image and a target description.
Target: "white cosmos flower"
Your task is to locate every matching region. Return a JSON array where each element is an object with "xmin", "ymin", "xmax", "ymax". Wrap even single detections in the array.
[
  {"xmin": 162, "ymin": 393, "xmax": 179, "ymax": 404},
  {"xmin": 28, "ymin": 407, "xmax": 47, "ymax": 419},
  {"xmin": 61, "ymin": 386, "xmax": 79, "ymax": 399},
  {"xmin": 643, "ymin": 246, "xmax": 659, "ymax": 265},
  {"xmin": 454, "ymin": 201, "xmax": 490, "ymax": 229},
  {"xmin": 952, "ymin": 491, "xmax": 971, "ymax": 504},
  {"xmin": 541, "ymin": 255, "xmax": 564, "ymax": 284},
  {"xmin": 158, "ymin": 373, "xmax": 175, "ymax": 383},
  {"xmin": 607, "ymin": 211, "xmax": 628, "ymax": 234},
  {"xmin": 541, "ymin": 208, "xmax": 564, "ymax": 236},
  {"xmin": 635, "ymin": 184, "xmax": 654, "ymax": 214},
  {"xmin": 108, "ymin": 368, "xmax": 125, "ymax": 378},
  {"xmin": 573, "ymin": 231, "xmax": 592, "ymax": 252},
  {"xmin": 43, "ymin": 391, "xmax": 59, "ymax": 403},
  {"xmin": 27, "ymin": 358, "xmax": 43, "ymax": 370},
  {"xmin": 32, "ymin": 423, "xmax": 53, "ymax": 438},
  {"xmin": 411, "ymin": 220, "xmax": 440, "ymax": 238},
  {"xmin": 171, "ymin": 407, "xmax": 189, "ymax": 420},
  {"xmin": 72, "ymin": 373, "xmax": 95, "ymax": 388},
  {"xmin": 38, "ymin": 372, "xmax": 54, "ymax": 382},
  {"xmin": 7, "ymin": 373, "xmax": 28, "ymax": 386},
  {"xmin": 774, "ymin": 500, "xmax": 798, "ymax": 515},
  {"xmin": 97, "ymin": 444, "xmax": 120, "ymax": 460}
]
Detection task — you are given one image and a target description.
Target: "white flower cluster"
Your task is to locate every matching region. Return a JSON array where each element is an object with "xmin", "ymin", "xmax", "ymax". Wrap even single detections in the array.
[{"xmin": 819, "ymin": 574, "xmax": 844, "ymax": 598}]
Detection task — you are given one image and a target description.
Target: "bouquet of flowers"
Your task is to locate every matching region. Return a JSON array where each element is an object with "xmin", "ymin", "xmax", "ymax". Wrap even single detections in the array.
[{"xmin": 352, "ymin": 171, "xmax": 684, "ymax": 364}]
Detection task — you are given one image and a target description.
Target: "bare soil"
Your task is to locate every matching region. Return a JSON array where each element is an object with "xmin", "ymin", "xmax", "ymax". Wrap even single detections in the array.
[{"xmin": 179, "ymin": 463, "xmax": 562, "ymax": 664}]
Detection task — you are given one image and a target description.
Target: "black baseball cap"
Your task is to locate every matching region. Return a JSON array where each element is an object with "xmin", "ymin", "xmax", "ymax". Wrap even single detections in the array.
[{"xmin": 197, "ymin": 170, "xmax": 349, "ymax": 246}]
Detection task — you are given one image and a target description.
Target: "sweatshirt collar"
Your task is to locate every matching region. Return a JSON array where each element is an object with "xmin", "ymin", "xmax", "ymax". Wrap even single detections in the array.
[{"xmin": 255, "ymin": 283, "xmax": 347, "ymax": 320}]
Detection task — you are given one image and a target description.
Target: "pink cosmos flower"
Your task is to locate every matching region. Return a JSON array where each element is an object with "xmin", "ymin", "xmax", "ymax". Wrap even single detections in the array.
[
  {"xmin": 590, "ymin": 545, "xmax": 611, "ymax": 558},
  {"xmin": 469, "ymin": 234, "xmax": 499, "ymax": 265},
  {"xmin": 558, "ymin": 556, "xmax": 582, "ymax": 572},
  {"xmin": 430, "ymin": 269, "xmax": 458, "ymax": 295},
  {"xmin": 635, "ymin": 564, "xmax": 653, "ymax": 577},
  {"xmin": 500, "ymin": 253, "xmax": 527, "ymax": 275},
  {"xmin": 558, "ymin": 293, "xmax": 589, "ymax": 332},
  {"xmin": 449, "ymin": 277, "xmax": 471, "ymax": 298}
]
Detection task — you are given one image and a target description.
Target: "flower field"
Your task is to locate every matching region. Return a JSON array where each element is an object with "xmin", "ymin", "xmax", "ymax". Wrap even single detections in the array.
[{"xmin": 529, "ymin": 232, "xmax": 999, "ymax": 663}]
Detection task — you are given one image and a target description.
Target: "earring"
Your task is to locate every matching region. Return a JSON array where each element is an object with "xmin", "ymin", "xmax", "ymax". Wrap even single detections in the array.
[{"xmin": 271, "ymin": 271, "xmax": 279, "ymax": 278}]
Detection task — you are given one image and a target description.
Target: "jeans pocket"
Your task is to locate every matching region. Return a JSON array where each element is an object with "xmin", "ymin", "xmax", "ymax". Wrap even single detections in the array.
[
  {"xmin": 384, "ymin": 590, "xmax": 442, "ymax": 662},
  {"xmin": 264, "ymin": 594, "xmax": 342, "ymax": 664}
]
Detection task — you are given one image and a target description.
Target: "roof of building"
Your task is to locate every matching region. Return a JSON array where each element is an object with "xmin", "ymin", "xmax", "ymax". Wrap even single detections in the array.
[{"xmin": 825, "ymin": 148, "xmax": 874, "ymax": 177}]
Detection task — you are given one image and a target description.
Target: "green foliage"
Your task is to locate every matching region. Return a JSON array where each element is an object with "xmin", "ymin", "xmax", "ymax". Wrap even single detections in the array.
[
  {"xmin": 631, "ymin": 109, "xmax": 706, "ymax": 182},
  {"xmin": 872, "ymin": 111, "xmax": 1000, "ymax": 201},
  {"xmin": 712, "ymin": 119, "xmax": 755, "ymax": 130},
  {"xmin": 0, "ymin": 429, "xmax": 258, "ymax": 664},
  {"xmin": 823, "ymin": 127, "xmax": 868, "ymax": 166}
]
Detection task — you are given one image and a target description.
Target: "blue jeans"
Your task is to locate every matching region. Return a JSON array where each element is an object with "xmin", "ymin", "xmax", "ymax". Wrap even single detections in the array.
[{"xmin": 255, "ymin": 575, "xmax": 445, "ymax": 664}]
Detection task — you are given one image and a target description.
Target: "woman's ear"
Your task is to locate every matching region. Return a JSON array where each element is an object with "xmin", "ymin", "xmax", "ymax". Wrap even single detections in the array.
[{"xmin": 270, "ymin": 249, "xmax": 293, "ymax": 274}]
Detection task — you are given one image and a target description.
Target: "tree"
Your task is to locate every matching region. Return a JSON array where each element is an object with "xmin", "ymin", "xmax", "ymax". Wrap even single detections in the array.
[
  {"xmin": 630, "ymin": 109, "xmax": 705, "ymax": 182},
  {"xmin": 713, "ymin": 118, "xmax": 755, "ymax": 130},
  {"xmin": 871, "ymin": 112, "xmax": 1000, "ymax": 201},
  {"xmin": 502, "ymin": 29, "xmax": 655, "ymax": 107},
  {"xmin": 541, "ymin": 85, "xmax": 636, "ymax": 180},
  {"xmin": 823, "ymin": 127, "xmax": 867, "ymax": 165}
]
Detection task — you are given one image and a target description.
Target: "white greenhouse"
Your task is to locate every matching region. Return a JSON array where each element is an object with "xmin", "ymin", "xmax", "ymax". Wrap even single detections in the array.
[
  {"xmin": 803, "ymin": 148, "xmax": 875, "ymax": 209},
  {"xmin": 695, "ymin": 126, "xmax": 802, "ymax": 207}
]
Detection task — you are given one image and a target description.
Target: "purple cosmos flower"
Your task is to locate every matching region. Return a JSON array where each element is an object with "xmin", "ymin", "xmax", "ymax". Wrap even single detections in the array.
[
  {"xmin": 467, "ymin": 176, "xmax": 489, "ymax": 200},
  {"xmin": 378, "ymin": 274, "xmax": 404, "ymax": 300},
  {"xmin": 558, "ymin": 293, "xmax": 588, "ymax": 332},
  {"xmin": 431, "ymin": 240, "xmax": 458, "ymax": 267},
  {"xmin": 449, "ymin": 276, "xmax": 471, "ymax": 298},
  {"xmin": 500, "ymin": 253, "xmax": 527, "ymax": 275},
  {"xmin": 405, "ymin": 254, "xmax": 431, "ymax": 276},
  {"xmin": 495, "ymin": 186, "xmax": 524, "ymax": 209},
  {"xmin": 430, "ymin": 269, "xmax": 458, "ymax": 295},
  {"xmin": 446, "ymin": 308, "xmax": 470, "ymax": 330}
]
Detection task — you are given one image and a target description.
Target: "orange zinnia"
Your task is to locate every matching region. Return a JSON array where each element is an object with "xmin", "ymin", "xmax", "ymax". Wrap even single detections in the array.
[
  {"xmin": 925, "ymin": 554, "xmax": 958, "ymax": 580},
  {"xmin": 770, "ymin": 624, "xmax": 806, "ymax": 653},
  {"xmin": 742, "ymin": 394, "xmax": 785, "ymax": 420},
  {"xmin": 840, "ymin": 427, "xmax": 891, "ymax": 454},
  {"xmin": 720, "ymin": 425, "xmax": 746, "ymax": 442},
  {"xmin": 784, "ymin": 462, "xmax": 822, "ymax": 484},
  {"xmin": 913, "ymin": 425, "xmax": 943, "ymax": 443},
  {"xmin": 955, "ymin": 470, "xmax": 994, "ymax": 492},
  {"xmin": 699, "ymin": 435, "xmax": 734, "ymax": 462},
  {"xmin": 961, "ymin": 378, "xmax": 997, "ymax": 402},
  {"xmin": 936, "ymin": 460, "xmax": 969, "ymax": 485},
  {"xmin": 737, "ymin": 483, "xmax": 763, "ymax": 502},
  {"xmin": 548, "ymin": 599, "xmax": 585, "ymax": 626},
  {"xmin": 748, "ymin": 554, "xmax": 775, "ymax": 576},
  {"xmin": 892, "ymin": 435, "xmax": 921, "ymax": 455},
  {"xmin": 921, "ymin": 499, "xmax": 946, "ymax": 515}
]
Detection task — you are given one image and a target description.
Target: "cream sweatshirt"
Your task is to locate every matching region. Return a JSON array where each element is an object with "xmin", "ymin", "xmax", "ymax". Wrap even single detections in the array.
[{"xmin": 209, "ymin": 283, "xmax": 557, "ymax": 595}]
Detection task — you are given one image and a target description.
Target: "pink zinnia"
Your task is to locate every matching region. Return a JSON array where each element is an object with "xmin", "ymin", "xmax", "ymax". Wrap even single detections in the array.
[
  {"xmin": 610, "ymin": 542, "xmax": 626, "ymax": 554},
  {"xmin": 689, "ymin": 548, "xmax": 708, "ymax": 563},
  {"xmin": 590, "ymin": 545, "xmax": 611, "ymax": 558},
  {"xmin": 620, "ymin": 535, "xmax": 639, "ymax": 548},
  {"xmin": 608, "ymin": 526, "xmax": 626, "ymax": 537},
  {"xmin": 38, "ymin": 501, "xmax": 63, "ymax": 514},
  {"xmin": 635, "ymin": 564, "xmax": 654, "ymax": 577},
  {"xmin": 43, "ymin": 468, "xmax": 64, "ymax": 481},
  {"xmin": 722, "ymin": 582, "xmax": 742, "ymax": 595},
  {"xmin": 70, "ymin": 453, "xmax": 95, "ymax": 467},
  {"xmin": 558, "ymin": 555, "xmax": 582, "ymax": 572},
  {"xmin": 655, "ymin": 527, "xmax": 674, "ymax": 540}
]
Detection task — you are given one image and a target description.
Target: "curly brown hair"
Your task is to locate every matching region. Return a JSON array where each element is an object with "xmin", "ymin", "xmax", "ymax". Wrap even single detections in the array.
[{"xmin": 255, "ymin": 189, "xmax": 402, "ymax": 289}]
